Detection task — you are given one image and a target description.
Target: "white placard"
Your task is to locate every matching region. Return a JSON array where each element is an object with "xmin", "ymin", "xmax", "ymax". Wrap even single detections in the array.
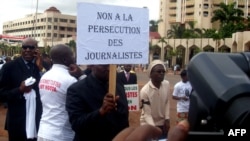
[
  {"xmin": 77, "ymin": 2, "xmax": 149, "ymax": 65},
  {"xmin": 124, "ymin": 84, "xmax": 139, "ymax": 111}
]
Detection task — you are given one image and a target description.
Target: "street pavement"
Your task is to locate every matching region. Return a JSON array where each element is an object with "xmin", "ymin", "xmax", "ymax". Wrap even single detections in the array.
[{"xmin": 0, "ymin": 70, "xmax": 181, "ymax": 140}]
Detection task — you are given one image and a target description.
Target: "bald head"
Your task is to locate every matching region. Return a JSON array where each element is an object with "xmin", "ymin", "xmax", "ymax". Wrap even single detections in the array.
[
  {"xmin": 50, "ymin": 44, "xmax": 74, "ymax": 66},
  {"xmin": 22, "ymin": 37, "xmax": 38, "ymax": 46}
]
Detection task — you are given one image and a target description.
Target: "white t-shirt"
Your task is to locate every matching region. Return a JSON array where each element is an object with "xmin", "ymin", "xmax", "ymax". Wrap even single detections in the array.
[
  {"xmin": 172, "ymin": 81, "xmax": 192, "ymax": 113},
  {"xmin": 38, "ymin": 64, "xmax": 77, "ymax": 141}
]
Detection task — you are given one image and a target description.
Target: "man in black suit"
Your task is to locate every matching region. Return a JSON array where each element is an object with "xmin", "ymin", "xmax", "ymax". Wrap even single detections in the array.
[
  {"xmin": 66, "ymin": 64, "xmax": 129, "ymax": 141},
  {"xmin": 117, "ymin": 64, "xmax": 137, "ymax": 85},
  {"xmin": 0, "ymin": 37, "xmax": 43, "ymax": 141}
]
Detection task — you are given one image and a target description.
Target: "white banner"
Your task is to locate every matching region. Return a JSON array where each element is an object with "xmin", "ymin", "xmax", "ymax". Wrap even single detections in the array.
[
  {"xmin": 124, "ymin": 84, "xmax": 139, "ymax": 111},
  {"xmin": 77, "ymin": 2, "xmax": 149, "ymax": 65}
]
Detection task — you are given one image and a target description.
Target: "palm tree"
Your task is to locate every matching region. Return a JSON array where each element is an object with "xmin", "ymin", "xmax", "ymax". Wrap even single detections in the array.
[
  {"xmin": 149, "ymin": 19, "xmax": 163, "ymax": 32},
  {"xmin": 202, "ymin": 28, "xmax": 217, "ymax": 38},
  {"xmin": 158, "ymin": 36, "xmax": 167, "ymax": 61},
  {"xmin": 183, "ymin": 21, "xmax": 202, "ymax": 38},
  {"xmin": 67, "ymin": 40, "xmax": 76, "ymax": 55},
  {"xmin": 211, "ymin": 2, "xmax": 244, "ymax": 26},
  {"xmin": 167, "ymin": 24, "xmax": 185, "ymax": 39},
  {"xmin": 211, "ymin": 2, "xmax": 245, "ymax": 38}
]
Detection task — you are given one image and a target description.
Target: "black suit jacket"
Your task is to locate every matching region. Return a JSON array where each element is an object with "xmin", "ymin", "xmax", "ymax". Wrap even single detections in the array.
[
  {"xmin": 0, "ymin": 57, "xmax": 42, "ymax": 140},
  {"xmin": 66, "ymin": 74, "xmax": 129, "ymax": 141},
  {"xmin": 117, "ymin": 71, "xmax": 137, "ymax": 85}
]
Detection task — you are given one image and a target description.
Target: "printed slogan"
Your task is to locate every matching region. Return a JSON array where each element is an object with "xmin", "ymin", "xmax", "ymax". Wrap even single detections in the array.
[
  {"xmin": 77, "ymin": 2, "xmax": 149, "ymax": 65},
  {"xmin": 124, "ymin": 84, "xmax": 139, "ymax": 111}
]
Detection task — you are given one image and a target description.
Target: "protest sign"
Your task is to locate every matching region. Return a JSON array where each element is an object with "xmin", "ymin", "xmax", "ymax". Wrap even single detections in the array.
[{"xmin": 77, "ymin": 2, "xmax": 149, "ymax": 65}]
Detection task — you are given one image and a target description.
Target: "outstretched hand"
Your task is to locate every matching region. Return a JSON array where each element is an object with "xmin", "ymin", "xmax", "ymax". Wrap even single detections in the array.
[
  {"xmin": 168, "ymin": 120, "xmax": 189, "ymax": 141},
  {"xmin": 113, "ymin": 120, "xmax": 189, "ymax": 141},
  {"xmin": 113, "ymin": 124, "xmax": 162, "ymax": 141}
]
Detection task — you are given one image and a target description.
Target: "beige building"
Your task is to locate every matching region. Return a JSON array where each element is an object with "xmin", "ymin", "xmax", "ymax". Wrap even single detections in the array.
[
  {"xmin": 151, "ymin": 0, "xmax": 250, "ymax": 68},
  {"xmin": 150, "ymin": 31, "xmax": 250, "ymax": 68},
  {"xmin": 2, "ymin": 6, "xmax": 76, "ymax": 47},
  {"xmin": 158, "ymin": 0, "xmax": 250, "ymax": 37}
]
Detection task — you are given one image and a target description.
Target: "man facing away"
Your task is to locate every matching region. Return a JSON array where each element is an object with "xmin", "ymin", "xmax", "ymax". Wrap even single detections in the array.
[{"xmin": 37, "ymin": 44, "xmax": 84, "ymax": 141}]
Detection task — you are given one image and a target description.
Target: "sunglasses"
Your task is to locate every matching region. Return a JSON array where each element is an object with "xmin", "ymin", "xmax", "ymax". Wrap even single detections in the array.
[{"xmin": 22, "ymin": 45, "xmax": 36, "ymax": 50}]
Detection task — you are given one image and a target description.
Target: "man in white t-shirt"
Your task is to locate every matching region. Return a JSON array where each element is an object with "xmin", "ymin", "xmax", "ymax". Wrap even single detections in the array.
[
  {"xmin": 37, "ymin": 44, "xmax": 85, "ymax": 141},
  {"xmin": 172, "ymin": 69, "xmax": 192, "ymax": 124}
]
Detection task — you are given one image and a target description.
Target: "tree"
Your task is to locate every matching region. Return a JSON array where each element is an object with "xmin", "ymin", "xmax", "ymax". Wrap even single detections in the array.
[
  {"xmin": 211, "ymin": 2, "xmax": 245, "ymax": 38},
  {"xmin": 211, "ymin": 2, "xmax": 244, "ymax": 26},
  {"xmin": 67, "ymin": 40, "xmax": 76, "ymax": 54},
  {"xmin": 149, "ymin": 19, "xmax": 162, "ymax": 32},
  {"xmin": 183, "ymin": 21, "xmax": 202, "ymax": 38},
  {"xmin": 202, "ymin": 28, "xmax": 217, "ymax": 38},
  {"xmin": 158, "ymin": 36, "xmax": 167, "ymax": 61},
  {"xmin": 167, "ymin": 24, "xmax": 185, "ymax": 39}
]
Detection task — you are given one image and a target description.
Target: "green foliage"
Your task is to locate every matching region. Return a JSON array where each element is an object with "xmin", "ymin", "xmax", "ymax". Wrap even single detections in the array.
[
  {"xmin": 211, "ymin": 2, "xmax": 246, "ymax": 38},
  {"xmin": 211, "ymin": 2, "xmax": 244, "ymax": 26},
  {"xmin": 149, "ymin": 19, "xmax": 163, "ymax": 32},
  {"xmin": 167, "ymin": 24, "xmax": 185, "ymax": 39}
]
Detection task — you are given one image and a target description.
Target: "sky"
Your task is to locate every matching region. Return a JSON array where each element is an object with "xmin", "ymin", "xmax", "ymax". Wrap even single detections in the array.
[{"xmin": 0, "ymin": 0, "xmax": 160, "ymax": 33}]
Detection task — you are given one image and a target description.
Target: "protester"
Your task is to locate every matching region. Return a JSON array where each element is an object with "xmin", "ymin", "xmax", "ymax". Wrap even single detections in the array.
[
  {"xmin": 172, "ymin": 69, "xmax": 192, "ymax": 124},
  {"xmin": 0, "ymin": 37, "xmax": 43, "ymax": 141},
  {"xmin": 139, "ymin": 59, "xmax": 171, "ymax": 140},
  {"xmin": 37, "ymin": 44, "xmax": 84, "ymax": 141},
  {"xmin": 117, "ymin": 64, "xmax": 137, "ymax": 85},
  {"xmin": 66, "ymin": 64, "xmax": 129, "ymax": 141}
]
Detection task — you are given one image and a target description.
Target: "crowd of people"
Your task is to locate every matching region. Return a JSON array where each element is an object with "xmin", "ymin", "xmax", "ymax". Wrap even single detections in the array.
[{"xmin": 0, "ymin": 37, "xmax": 192, "ymax": 141}]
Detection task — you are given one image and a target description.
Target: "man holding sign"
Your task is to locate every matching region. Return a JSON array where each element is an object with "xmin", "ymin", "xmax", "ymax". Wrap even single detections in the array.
[
  {"xmin": 66, "ymin": 65, "xmax": 129, "ymax": 141},
  {"xmin": 69, "ymin": 2, "xmax": 149, "ymax": 140}
]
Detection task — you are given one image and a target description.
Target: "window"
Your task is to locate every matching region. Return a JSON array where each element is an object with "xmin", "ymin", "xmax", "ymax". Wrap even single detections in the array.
[
  {"xmin": 69, "ymin": 20, "xmax": 75, "ymax": 23},
  {"xmin": 203, "ymin": 11, "xmax": 208, "ymax": 17},
  {"xmin": 48, "ymin": 18, "xmax": 52, "ymax": 22},
  {"xmin": 67, "ymin": 27, "xmax": 74, "ymax": 32},
  {"xmin": 60, "ymin": 19, "xmax": 67, "ymax": 22},
  {"xmin": 47, "ymin": 33, "xmax": 51, "ymax": 37},
  {"xmin": 204, "ymin": 4, "xmax": 209, "ymax": 9},
  {"xmin": 59, "ymin": 26, "xmax": 65, "ymax": 31}
]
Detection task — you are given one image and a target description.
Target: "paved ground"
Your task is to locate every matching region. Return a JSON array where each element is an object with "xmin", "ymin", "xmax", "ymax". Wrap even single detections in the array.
[{"xmin": 0, "ymin": 70, "xmax": 181, "ymax": 140}]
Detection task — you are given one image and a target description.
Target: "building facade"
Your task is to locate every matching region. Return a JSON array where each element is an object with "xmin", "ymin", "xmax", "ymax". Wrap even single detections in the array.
[
  {"xmin": 2, "ymin": 6, "xmax": 76, "ymax": 47},
  {"xmin": 158, "ymin": 0, "xmax": 250, "ymax": 37},
  {"xmin": 152, "ymin": 0, "xmax": 250, "ymax": 69}
]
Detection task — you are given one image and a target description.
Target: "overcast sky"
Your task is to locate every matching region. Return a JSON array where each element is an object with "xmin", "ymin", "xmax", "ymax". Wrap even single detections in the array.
[{"xmin": 0, "ymin": 0, "xmax": 160, "ymax": 33}]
